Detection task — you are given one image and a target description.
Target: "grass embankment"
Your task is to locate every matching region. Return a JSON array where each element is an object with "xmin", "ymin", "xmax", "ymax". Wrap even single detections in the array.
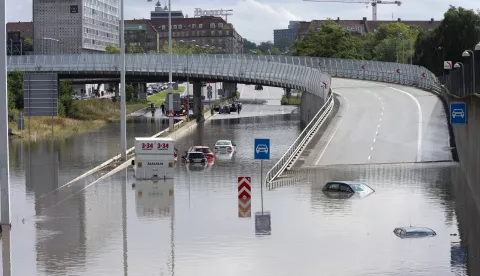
[
  {"xmin": 281, "ymin": 96, "xmax": 302, "ymax": 105},
  {"xmin": 148, "ymin": 85, "xmax": 185, "ymax": 106},
  {"xmin": 9, "ymin": 99, "xmax": 149, "ymax": 140}
]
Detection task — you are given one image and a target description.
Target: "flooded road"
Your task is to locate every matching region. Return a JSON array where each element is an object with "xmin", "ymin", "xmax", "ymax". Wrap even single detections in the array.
[{"xmin": 1, "ymin": 84, "xmax": 478, "ymax": 275}]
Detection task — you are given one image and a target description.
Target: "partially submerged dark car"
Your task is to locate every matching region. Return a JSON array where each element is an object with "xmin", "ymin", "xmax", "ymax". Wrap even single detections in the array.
[
  {"xmin": 219, "ymin": 105, "xmax": 231, "ymax": 114},
  {"xmin": 322, "ymin": 181, "xmax": 375, "ymax": 199},
  {"xmin": 394, "ymin": 227, "xmax": 437, "ymax": 239}
]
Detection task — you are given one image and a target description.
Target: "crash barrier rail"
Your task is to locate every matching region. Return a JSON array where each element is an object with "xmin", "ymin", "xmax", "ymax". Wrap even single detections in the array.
[
  {"xmin": 265, "ymin": 92, "xmax": 334, "ymax": 184},
  {"xmin": 7, "ymin": 54, "xmax": 331, "ymax": 100}
]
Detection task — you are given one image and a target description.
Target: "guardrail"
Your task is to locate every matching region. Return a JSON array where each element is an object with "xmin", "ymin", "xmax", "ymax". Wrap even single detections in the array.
[{"xmin": 265, "ymin": 92, "xmax": 335, "ymax": 184}]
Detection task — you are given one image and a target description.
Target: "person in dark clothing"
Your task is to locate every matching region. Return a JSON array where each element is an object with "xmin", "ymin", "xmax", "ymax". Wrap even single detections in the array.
[{"xmin": 161, "ymin": 103, "xmax": 165, "ymax": 115}]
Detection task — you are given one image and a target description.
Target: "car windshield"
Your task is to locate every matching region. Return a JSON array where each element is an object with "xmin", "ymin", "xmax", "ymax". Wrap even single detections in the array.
[
  {"xmin": 349, "ymin": 184, "xmax": 366, "ymax": 191},
  {"xmin": 196, "ymin": 148, "xmax": 211, "ymax": 153},
  {"xmin": 216, "ymin": 141, "xmax": 231, "ymax": 146},
  {"xmin": 188, "ymin": 152, "xmax": 204, "ymax": 158}
]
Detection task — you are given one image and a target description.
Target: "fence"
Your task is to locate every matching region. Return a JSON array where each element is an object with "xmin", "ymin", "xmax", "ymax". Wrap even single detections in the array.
[{"xmin": 442, "ymin": 55, "xmax": 480, "ymax": 97}]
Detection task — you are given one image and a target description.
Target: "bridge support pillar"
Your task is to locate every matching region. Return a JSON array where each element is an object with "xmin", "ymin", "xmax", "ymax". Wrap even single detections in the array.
[
  {"xmin": 115, "ymin": 83, "xmax": 119, "ymax": 98},
  {"xmin": 193, "ymin": 81, "xmax": 203, "ymax": 119},
  {"xmin": 223, "ymin": 83, "xmax": 237, "ymax": 99},
  {"xmin": 137, "ymin": 83, "xmax": 147, "ymax": 100}
]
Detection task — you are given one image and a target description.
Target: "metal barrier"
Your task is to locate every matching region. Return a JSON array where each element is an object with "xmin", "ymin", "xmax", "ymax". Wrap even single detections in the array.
[
  {"xmin": 7, "ymin": 54, "xmax": 331, "ymax": 100},
  {"xmin": 265, "ymin": 92, "xmax": 334, "ymax": 184}
]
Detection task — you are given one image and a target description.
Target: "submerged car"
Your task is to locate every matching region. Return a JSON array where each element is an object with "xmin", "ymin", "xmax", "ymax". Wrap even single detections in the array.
[
  {"xmin": 322, "ymin": 181, "xmax": 375, "ymax": 198},
  {"xmin": 219, "ymin": 105, "xmax": 231, "ymax": 114},
  {"xmin": 394, "ymin": 227, "xmax": 437, "ymax": 239},
  {"xmin": 214, "ymin": 140, "xmax": 236, "ymax": 153},
  {"xmin": 182, "ymin": 151, "xmax": 207, "ymax": 164}
]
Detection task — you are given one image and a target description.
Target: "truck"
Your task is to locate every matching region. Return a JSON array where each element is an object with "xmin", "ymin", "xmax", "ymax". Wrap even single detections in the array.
[{"xmin": 133, "ymin": 137, "xmax": 175, "ymax": 180}]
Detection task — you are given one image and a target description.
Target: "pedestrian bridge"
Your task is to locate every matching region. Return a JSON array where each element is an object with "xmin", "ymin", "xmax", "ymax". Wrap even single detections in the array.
[{"xmin": 7, "ymin": 54, "xmax": 440, "ymax": 99}]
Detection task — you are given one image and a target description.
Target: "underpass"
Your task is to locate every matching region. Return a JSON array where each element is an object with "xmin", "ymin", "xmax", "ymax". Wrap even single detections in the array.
[{"xmin": 300, "ymin": 78, "xmax": 452, "ymax": 166}]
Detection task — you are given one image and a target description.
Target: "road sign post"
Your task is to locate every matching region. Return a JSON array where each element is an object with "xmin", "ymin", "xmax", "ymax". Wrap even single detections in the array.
[
  {"xmin": 450, "ymin": 102, "xmax": 467, "ymax": 125},
  {"xmin": 254, "ymin": 138, "xmax": 270, "ymax": 214},
  {"xmin": 255, "ymin": 211, "xmax": 271, "ymax": 236},
  {"xmin": 444, "ymin": 61, "xmax": 453, "ymax": 70}
]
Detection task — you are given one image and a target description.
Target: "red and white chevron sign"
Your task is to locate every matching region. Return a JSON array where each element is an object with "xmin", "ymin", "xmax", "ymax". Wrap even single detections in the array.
[
  {"xmin": 238, "ymin": 198, "xmax": 251, "ymax": 218},
  {"xmin": 238, "ymin": 177, "xmax": 251, "ymax": 199}
]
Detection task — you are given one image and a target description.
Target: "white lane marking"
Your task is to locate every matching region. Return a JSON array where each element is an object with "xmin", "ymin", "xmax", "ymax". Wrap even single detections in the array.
[
  {"xmin": 314, "ymin": 92, "xmax": 350, "ymax": 165},
  {"xmin": 388, "ymin": 87, "xmax": 423, "ymax": 162},
  {"xmin": 364, "ymin": 89, "xmax": 384, "ymax": 162}
]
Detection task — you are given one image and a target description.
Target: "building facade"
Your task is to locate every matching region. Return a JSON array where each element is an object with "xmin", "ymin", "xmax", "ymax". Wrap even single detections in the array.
[
  {"xmin": 150, "ymin": 0, "xmax": 184, "ymax": 19},
  {"xmin": 6, "ymin": 22, "xmax": 34, "ymax": 55},
  {"xmin": 273, "ymin": 21, "xmax": 298, "ymax": 50},
  {"xmin": 33, "ymin": 0, "xmax": 120, "ymax": 54},
  {"xmin": 125, "ymin": 16, "xmax": 243, "ymax": 54}
]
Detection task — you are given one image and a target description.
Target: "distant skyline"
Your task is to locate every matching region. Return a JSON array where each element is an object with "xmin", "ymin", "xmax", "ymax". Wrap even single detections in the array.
[{"xmin": 6, "ymin": 0, "xmax": 478, "ymax": 43}]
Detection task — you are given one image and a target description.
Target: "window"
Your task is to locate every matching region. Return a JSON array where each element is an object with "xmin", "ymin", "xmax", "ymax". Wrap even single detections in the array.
[
  {"xmin": 211, "ymin": 31, "xmax": 215, "ymax": 36},
  {"xmin": 192, "ymin": 24, "xmax": 196, "ymax": 29},
  {"xmin": 340, "ymin": 184, "xmax": 353, "ymax": 193},
  {"xmin": 218, "ymin": 23, "xmax": 223, "ymax": 28},
  {"xmin": 161, "ymin": 25, "xmax": 166, "ymax": 30},
  {"xmin": 326, "ymin": 183, "xmax": 340, "ymax": 191},
  {"xmin": 178, "ymin": 24, "xmax": 182, "ymax": 29},
  {"xmin": 210, "ymin": 23, "xmax": 215, "ymax": 28},
  {"xmin": 199, "ymin": 24, "xmax": 203, "ymax": 28},
  {"xmin": 173, "ymin": 25, "xmax": 177, "ymax": 29}
]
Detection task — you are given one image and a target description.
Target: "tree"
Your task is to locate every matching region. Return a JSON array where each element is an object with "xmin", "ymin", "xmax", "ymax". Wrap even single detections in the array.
[
  {"xmin": 127, "ymin": 45, "xmax": 144, "ymax": 54},
  {"xmin": 126, "ymin": 84, "xmax": 134, "ymax": 103},
  {"xmin": 58, "ymin": 80, "xmax": 75, "ymax": 117},
  {"xmin": 243, "ymin": 39, "xmax": 257, "ymax": 53},
  {"xmin": 291, "ymin": 20, "xmax": 363, "ymax": 59},
  {"xmin": 7, "ymin": 71, "xmax": 24, "ymax": 110},
  {"xmin": 105, "ymin": 45, "xmax": 121, "ymax": 54},
  {"xmin": 414, "ymin": 6, "xmax": 480, "ymax": 74}
]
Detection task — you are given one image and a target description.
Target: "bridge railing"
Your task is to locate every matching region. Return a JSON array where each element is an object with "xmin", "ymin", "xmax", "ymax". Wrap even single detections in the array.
[
  {"xmin": 265, "ymin": 92, "xmax": 335, "ymax": 184},
  {"xmin": 7, "ymin": 54, "xmax": 332, "ymax": 100},
  {"xmin": 230, "ymin": 55, "xmax": 441, "ymax": 92}
]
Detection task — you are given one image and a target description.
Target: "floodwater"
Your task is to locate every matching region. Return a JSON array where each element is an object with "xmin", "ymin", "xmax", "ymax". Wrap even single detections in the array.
[{"xmin": 1, "ymin": 106, "xmax": 479, "ymax": 275}]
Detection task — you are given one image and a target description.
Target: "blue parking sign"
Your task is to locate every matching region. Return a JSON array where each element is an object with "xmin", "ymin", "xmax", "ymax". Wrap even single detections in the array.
[
  {"xmin": 450, "ymin": 102, "xmax": 467, "ymax": 125},
  {"xmin": 254, "ymin": 138, "xmax": 270, "ymax": 160}
]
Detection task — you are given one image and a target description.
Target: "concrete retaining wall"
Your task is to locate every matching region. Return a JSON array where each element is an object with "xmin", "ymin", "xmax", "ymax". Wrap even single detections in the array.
[
  {"xmin": 440, "ymin": 90, "xmax": 480, "ymax": 215},
  {"xmin": 299, "ymin": 90, "xmax": 327, "ymax": 128}
]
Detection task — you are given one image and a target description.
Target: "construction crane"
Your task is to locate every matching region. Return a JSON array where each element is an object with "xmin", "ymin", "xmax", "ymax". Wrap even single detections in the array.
[{"xmin": 303, "ymin": 0, "xmax": 402, "ymax": 21}]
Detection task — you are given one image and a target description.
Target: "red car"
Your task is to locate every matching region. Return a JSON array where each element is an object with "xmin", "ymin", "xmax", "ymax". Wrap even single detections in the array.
[{"xmin": 188, "ymin": 146, "xmax": 215, "ymax": 159}]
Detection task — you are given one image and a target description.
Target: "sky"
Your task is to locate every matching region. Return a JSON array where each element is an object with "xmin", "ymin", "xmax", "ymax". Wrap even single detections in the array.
[{"xmin": 6, "ymin": 0, "xmax": 479, "ymax": 43}]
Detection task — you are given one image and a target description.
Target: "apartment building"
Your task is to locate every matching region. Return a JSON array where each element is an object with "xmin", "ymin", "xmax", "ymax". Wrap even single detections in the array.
[
  {"xmin": 125, "ymin": 16, "xmax": 243, "ymax": 54},
  {"xmin": 33, "ymin": 0, "xmax": 120, "ymax": 54}
]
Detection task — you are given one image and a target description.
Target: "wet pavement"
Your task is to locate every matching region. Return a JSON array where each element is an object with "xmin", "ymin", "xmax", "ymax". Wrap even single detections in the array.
[{"xmin": 1, "ymin": 83, "xmax": 479, "ymax": 275}]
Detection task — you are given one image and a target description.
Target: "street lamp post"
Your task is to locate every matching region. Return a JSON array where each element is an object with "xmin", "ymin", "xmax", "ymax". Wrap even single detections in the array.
[
  {"xmin": 167, "ymin": 0, "xmax": 174, "ymax": 132},
  {"xmin": 462, "ymin": 48, "xmax": 477, "ymax": 94},
  {"xmin": 119, "ymin": 0, "xmax": 127, "ymax": 160},
  {"xmin": 454, "ymin": 62, "xmax": 466, "ymax": 96},
  {"xmin": 0, "ymin": 0, "xmax": 11, "ymax": 230}
]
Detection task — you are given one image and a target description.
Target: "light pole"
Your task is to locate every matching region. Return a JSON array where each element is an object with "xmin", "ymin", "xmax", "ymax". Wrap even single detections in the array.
[
  {"xmin": 462, "ymin": 47, "xmax": 478, "ymax": 94},
  {"xmin": 454, "ymin": 62, "xmax": 466, "ymax": 96},
  {"xmin": 167, "ymin": 0, "xmax": 174, "ymax": 132},
  {"xmin": 119, "ymin": 0, "xmax": 127, "ymax": 160},
  {"xmin": 0, "ymin": 0, "xmax": 11, "ymax": 231},
  {"xmin": 179, "ymin": 39, "xmax": 196, "ymax": 119}
]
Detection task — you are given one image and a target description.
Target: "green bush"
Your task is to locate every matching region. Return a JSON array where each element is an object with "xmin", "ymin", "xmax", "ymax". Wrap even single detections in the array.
[
  {"xmin": 126, "ymin": 84, "xmax": 134, "ymax": 103},
  {"xmin": 58, "ymin": 80, "xmax": 75, "ymax": 117}
]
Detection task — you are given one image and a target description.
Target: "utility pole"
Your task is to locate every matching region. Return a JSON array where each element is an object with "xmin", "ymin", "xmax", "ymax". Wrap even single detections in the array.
[
  {"xmin": 120, "ymin": 0, "xmax": 127, "ymax": 160},
  {"xmin": 0, "ymin": 0, "xmax": 11, "ymax": 230},
  {"xmin": 168, "ymin": 0, "xmax": 174, "ymax": 132}
]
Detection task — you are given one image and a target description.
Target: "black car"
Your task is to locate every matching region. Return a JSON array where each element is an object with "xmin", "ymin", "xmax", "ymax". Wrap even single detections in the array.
[
  {"xmin": 219, "ymin": 105, "xmax": 231, "ymax": 114},
  {"xmin": 183, "ymin": 152, "xmax": 207, "ymax": 163},
  {"xmin": 255, "ymin": 85, "xmax": 263, "ymax": 90},
  {"xmin": 229, "ymin": 103, "xmax": 237, "ymax": 112}
]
